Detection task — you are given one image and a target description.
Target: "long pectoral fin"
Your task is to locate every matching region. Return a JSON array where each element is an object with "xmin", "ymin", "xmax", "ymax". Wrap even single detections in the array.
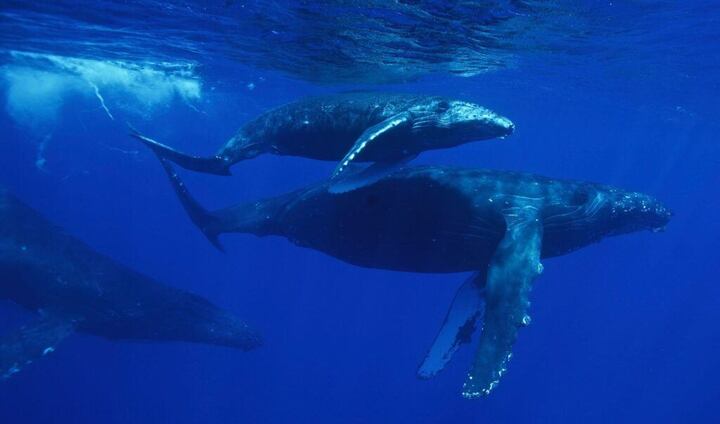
[
  {"xmin": 332, "ymin": 113, "xmax": 411, "ymax": 180},
  {"xmin": 328, "ymin": 155, "xmax": 416, "ymax": 194},
  {"xmin": 418, "ymin": 272, "xmax": 485, "ymax": 379},
  {"xmin": 462, "ymin": 208, "xmax": 544, "ymax": 398},
  {"xmin": 0, "ymin": 314, "xmax": 78, "ymax": 380}
]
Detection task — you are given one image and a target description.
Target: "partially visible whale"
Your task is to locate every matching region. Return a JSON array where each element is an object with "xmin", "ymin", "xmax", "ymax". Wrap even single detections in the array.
[
  {"xmin": 154, "ymin": 159, "xmax": 670, "ymax": 398},
  {"xmin": 0, "ymin": 189, "xmax": 261, "ymax": 379},
  {"xmin": 132, "ymin": 92, "xmax": 514, "ymax": 190}
]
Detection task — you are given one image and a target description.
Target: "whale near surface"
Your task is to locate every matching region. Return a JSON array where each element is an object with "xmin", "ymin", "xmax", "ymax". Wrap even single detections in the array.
[
  {"xmin": 0, "ymin": 189, "xmax": 261, "ymax": 380},
  {"xmin": 133, "ymin": 92, "xmax": 514, "ymax": 189},
  {"xmin": 156, "ymin": 161, "xmax": 670, "ymax": 398}
]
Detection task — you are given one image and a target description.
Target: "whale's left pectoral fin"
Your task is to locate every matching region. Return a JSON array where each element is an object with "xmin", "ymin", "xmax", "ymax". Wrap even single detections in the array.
[
  {"xmin": 331, "ymin": 112, "xmax": 412, "ymax": 187},
  {"xmin": 462, "ymin": 208, "xmax": 544, "ymax": 398},
  {"xmin": 418, "ymin": 272, "xmax": 485, "ymax": 379},
  {"xmin": 0, "ymin": 314, "xmax": 78, "ymax": 380}
]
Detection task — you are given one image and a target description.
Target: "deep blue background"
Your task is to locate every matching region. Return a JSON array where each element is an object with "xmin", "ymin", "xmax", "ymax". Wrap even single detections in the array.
[{"xmin": 1, "ymin": 7, "xmax": 719, "ymax": 423}]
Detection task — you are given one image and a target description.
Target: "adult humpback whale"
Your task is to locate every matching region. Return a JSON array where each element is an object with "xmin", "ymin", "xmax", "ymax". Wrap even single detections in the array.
[
  {"xmin": 132, "ymin": 92, "xmax": 514, "ymax": 189},
  {"xmin": 154, "ymin": 160, "xmax": 670, "ymax": 398},
  {"xmin": 0, "ymin": 189, "xmax": 261, "ymax": 379}
]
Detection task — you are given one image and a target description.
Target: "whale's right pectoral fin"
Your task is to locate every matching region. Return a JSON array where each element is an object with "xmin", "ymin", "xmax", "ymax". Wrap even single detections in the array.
[
  {"xmin": 0, "ymin": 314, "xmax": 78, "ymax": 380},
  {"xmin": 418, "ymin": 272, "xmax": 486, "ymax": 379},
  {"xmin": 332, "ymin": 113, "xmax": 412, "ymax": 184},
  {"xmin": 462, "ymin": 208, "xmax": 544, "ymax": 398},
  {"xmin": 328, "ymin": 156, "xmax": 416, "ymax": 193}
]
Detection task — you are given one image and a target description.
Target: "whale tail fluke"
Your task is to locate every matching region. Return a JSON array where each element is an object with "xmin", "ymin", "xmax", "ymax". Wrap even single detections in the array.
[
  {"xmin": 128, "ymin": 125, "xmax": 232, "ymax": 176},
  {"xmin": 155, "ymin": 155, "xmax": 226, "ymax": 252}
]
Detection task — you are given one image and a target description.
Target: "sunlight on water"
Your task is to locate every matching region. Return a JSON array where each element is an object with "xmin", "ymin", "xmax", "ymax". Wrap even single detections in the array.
[{"xmin": 1, "ymin": 51, "xmax": 202, "ymax": 131}]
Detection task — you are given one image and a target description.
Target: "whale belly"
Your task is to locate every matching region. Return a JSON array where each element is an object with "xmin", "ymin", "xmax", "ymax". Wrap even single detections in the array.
[{"xmin": 278, "ymin": 179, "xmax": 505, "ymax": 273}]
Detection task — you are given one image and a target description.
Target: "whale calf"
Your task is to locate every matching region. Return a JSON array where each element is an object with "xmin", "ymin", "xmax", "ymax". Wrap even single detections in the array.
[
  {"xmin": 132, "ymin": 92, "xmax": 514, "ymax": 190},
  {"xmin": 154, "ymin": 159, "xmax": 670, "ymax": 397},
  {"xmin": 0, "ymin": 189, "xmax": 261, "ymax": 379}
]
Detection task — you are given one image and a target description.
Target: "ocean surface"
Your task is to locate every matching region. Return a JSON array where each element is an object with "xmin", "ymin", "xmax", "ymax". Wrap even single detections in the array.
[{"xmin": 0, "ymin": 1, "xmax": 718, "ymax": 423}]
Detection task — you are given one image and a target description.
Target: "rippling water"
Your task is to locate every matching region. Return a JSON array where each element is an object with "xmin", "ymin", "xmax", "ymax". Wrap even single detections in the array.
[{"xmin": 3, "ymin": 1, "xmax": 718, "ymax": 84}]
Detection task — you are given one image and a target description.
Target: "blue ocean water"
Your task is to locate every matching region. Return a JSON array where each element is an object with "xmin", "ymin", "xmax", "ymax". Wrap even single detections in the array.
[{"xmin": 0, "ymin": 1, "xmax": 718, "ymax": 423}]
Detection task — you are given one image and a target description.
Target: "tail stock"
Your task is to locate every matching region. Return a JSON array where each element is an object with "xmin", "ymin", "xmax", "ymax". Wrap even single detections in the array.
[
  {"xmin": 155, "ymin": 155, "xmax": 226, "ymax": 252},
  {"xmin": 128, "ymin": 124, "xmax": 232, "ymax": 176}
]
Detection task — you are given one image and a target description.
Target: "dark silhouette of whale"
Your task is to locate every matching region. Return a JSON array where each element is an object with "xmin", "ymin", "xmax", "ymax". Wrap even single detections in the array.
[
  {"xmin": 132, "ymin": 92, "xmax": 514, "ymax": 190},
  {"xmin": 154, "ymin": 159, "xmax": 670, "ymax": 398},
  {"xmin": 0, "ymin": 189, "xmax": 261, "ymax": 380}
]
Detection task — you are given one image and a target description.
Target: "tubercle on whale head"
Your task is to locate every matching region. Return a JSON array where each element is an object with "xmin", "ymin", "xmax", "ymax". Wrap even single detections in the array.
[
  {"xmin": 540, "ymin": 183, "xmax": 670, "ymax": 258},
  {"xmin": 608, "ymin": 190, "xmax": 672, "ymax": 235},
  {"xmin": 566, "ymin": 183, "xmax": 672, "ymax": 237},
  {"xmin": 424, "ymin": 99, "xmax": 515, "ymax": 142}
]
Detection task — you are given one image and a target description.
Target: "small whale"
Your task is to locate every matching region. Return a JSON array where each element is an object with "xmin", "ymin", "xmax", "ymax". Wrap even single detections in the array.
[
  {"xmin": 152, "ymin": 158, "xmax": 671, "ymax": 397},
  {"xmin": 0, "ymin": 189, "xmax": 261, "ymax": 380},
  {"xmin": 131, "ymin": 92, "xmax": 514, "ymax": 190}
]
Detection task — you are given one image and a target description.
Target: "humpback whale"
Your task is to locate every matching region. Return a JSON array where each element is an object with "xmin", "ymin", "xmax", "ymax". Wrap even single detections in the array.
[
  {"xmin": 0, "ymin": 189, "xmax": 261, "ymax": 380},
  {"xmin": 132, "ymin": 92, "xmax": 513, "ymax": 190},
  {"xmin": 154, "ymin": 160, "xmax": 670, "ymax": 398}
]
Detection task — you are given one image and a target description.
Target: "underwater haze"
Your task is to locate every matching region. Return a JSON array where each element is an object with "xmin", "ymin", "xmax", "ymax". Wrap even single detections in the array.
[{"xmin": 1, "ymin": 1, "xmax": 719, "ymax": 423}]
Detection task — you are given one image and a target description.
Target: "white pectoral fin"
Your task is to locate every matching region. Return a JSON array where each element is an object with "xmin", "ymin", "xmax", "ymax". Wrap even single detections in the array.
[
  {"xmin": 0, "ymin": 314, "xmax": 77, "ymax": 380},
  {"xmin": 328, "ymin": 155, "xmax": 416, "ymax": 194},
  {"xmin": 418, "ymin": 272, "xmax": 485, "ymax": 379},
  {"xmin": 332, "ymin": 113, "xmax": 411, "ymax": 180},
  {"xmin": 462, "ymin": 208, "xmax": 544, "ymax": 398}
]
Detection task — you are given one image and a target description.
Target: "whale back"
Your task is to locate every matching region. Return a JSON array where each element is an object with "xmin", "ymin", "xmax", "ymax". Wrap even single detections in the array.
[{"xmin": 225, "ymin": 92, "xmax": 437, "ymax": 160}]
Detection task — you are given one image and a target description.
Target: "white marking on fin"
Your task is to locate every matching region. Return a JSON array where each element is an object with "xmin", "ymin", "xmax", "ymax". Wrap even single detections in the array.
[{"xmin": 332, "ymin": 112, "xmax": 410, "ymax": 179}]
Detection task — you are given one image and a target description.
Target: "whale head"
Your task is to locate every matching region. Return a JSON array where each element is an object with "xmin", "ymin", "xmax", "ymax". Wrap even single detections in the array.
[
  {"xmin": 178, "ymin": 306, "xmax": 263, "ymax": 351},
  {"xmin": 411, "ymin": 99, "xmax": 514, "ymax": 145},
  {"xmin": 542, "ymin": 182, "xmax": 671, "ymax": 255},
  {"xmin": 604, "ymin": 189, "xmax": 672, "ymax": 236}
]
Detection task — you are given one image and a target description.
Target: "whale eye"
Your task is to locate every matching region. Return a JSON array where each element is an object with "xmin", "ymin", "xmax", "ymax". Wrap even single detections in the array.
[
  {"xmin": 572, "ymin": 189, "xmax": 590, "ymax": 206},
  {"xmin": 437, "ymin": 101, "xmax": 450, "ymax": 112}
]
